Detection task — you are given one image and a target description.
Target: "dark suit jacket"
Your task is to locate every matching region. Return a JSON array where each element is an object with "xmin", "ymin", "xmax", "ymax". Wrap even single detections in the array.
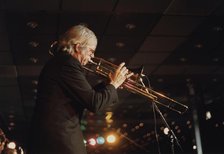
[{"xmin": 28, "ymin": 52, "xmax": 119, "ymax": 154}]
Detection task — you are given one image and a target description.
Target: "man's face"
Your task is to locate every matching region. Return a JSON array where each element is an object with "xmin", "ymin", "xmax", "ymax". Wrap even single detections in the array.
[{"xmin": 79, "ymin": 38, "xmax": 97, "ymax": 66}]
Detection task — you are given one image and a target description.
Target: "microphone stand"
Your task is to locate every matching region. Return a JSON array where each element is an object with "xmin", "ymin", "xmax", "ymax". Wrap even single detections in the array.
[
  {"xmin": 152, "ymin": 102, "xmax": 183, "ymax": 154},
  {"xmin": 139, "ymin": 77, "xmax": 183, "ymax": 154}
]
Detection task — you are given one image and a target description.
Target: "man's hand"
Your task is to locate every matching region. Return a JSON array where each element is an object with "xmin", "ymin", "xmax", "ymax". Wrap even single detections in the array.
[{"xmin": 109, "ymin": 62, "xmax": 133, "ymax": 89}]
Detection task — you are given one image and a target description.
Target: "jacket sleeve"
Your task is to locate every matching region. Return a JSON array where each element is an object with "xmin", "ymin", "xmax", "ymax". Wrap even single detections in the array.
[{"xmin": 59, "ymin": 60, "xmax": 119, "ymax": 113}]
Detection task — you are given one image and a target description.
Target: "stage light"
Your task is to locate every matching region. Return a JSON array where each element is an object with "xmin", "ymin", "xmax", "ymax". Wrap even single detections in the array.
[
  {"xmin": 106, "ymin": 134, "xmax": 116, "ymax": 143},
  {"xmin": 83, "ymin": 139, "xmax": 87, "ymax": 145},
  {"xmin": 7, "ymin": 141, "xmax": 16, "ymax": 149},
  {"xmin": 125, "ymin": 23, "xmax": 136, "ymax": 30},
  {"xmin": 193, "ymin": 145, "xmax": 197, "ymax": 150},
  {"xmin": 206, "ymin": 111, "xmax": 212, "ymax": 120},
  {"xmin": 96, "ymin": 136, "xmax": 105, "ymax": 145},
  {"xmin": 88, "ymin": 138, "xmax": 96, "ymax": 146},
  {"xmin": 163, "ymin": 127, "xmax": 169, "ymax": 135}
]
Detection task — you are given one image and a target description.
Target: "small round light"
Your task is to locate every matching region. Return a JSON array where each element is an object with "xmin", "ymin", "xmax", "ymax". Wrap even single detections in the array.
[
  {"xmin": 96, "ymin": 136, "xmax": 105, "ymax": 145},
  {"xmin": 88, "ymin": 138, "xmax": 96, "ymax": 146},
  {"xmin": 193, "ymin": 145, "xmax": 197, "ymax": 150},
  {"xmin": 106, "ymin": 135, "xmax": 116, "ymax": 143},
  {"xmin": 7, "ymin": 142, "xmax": 16, "ymax": 149},
  {"xmin": 163, "ymin": 127, "xmax": 169, "ymax": 135}
]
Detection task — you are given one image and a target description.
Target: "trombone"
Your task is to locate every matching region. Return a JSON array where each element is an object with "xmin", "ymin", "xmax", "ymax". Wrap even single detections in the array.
[{"xmin": 84, "ymin": 57, "xmax": 188, "ymax": 114}]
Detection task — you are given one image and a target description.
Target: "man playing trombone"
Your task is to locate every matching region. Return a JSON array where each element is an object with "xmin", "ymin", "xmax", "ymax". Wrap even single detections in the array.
[{"xmin": 28, "ymin": 24, "xmax": 132, "ymax": 154}]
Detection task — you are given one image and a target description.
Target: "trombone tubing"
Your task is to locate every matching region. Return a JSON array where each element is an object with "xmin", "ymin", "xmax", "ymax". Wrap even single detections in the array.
[{"xmin": 85, "ymin": 57, "xmax": 188, "ymax": 114}]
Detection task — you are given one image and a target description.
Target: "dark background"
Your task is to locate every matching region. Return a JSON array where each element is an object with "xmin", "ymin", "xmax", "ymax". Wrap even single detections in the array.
[{"xmin": 0, "ymin": 0, "xmax": 224, "ymax": 153}]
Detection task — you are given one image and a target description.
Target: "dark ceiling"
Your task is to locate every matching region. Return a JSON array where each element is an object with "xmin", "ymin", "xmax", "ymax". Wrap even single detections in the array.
[{"xmin": 0, "ymin": 0, "xmax": 224, "ymax": 154}]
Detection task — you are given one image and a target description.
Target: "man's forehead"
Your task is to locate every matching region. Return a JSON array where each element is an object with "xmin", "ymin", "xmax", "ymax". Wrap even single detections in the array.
[{"xmin": 87, "ymin": 38, "xmax": 97, "ymax": 49}]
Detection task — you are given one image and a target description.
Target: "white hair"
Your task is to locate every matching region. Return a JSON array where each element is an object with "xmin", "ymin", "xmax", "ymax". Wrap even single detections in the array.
[{"xmin": 57, "ymin": 24, "xmax": 97, "ymax": 55}]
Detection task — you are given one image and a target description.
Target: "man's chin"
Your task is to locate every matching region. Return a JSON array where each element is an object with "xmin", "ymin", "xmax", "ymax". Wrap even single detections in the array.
[{"xmin": 82, "ymin": 61, "xmax": 89, "ymax": 66}]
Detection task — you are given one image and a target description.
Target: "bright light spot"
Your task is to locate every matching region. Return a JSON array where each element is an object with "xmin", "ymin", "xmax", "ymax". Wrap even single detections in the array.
[
  {"xmin": 163, "ymin": 127, "xmax": 169, "ymax": 135},
  {"xmin": 139, "ymin": 123, "xmax": 144, "ymax": 127},
  {"xmin": 105, "ymin": 112, "xmax": 113, "ymax": 123},
  {"xmin": 195, "ymin": 44, "xmax": 203, "ymax": 48},
  {"xmin": 206, "ymin": 111, "xmax": 212, "ymax": 120},
  {"xmin": 96, "ymin": 136, "xmax": 105, "ymax": 145},
  {"xmin": 135, "ymin": 126, "xmax": 139, "ymax": 129},
  {"xmin": 115, "ymin": 42, "xmax": 125, "ymax": 48},
  {"xmin": 186, "ymin": 120, "xmax": 191, "ymax": 125},
  {"xmin": 88, "ymin": 138, "xmax": 96, "ymax": 146},
  {"xmin": 7, "ymin": 142, "xmax": 16, "ymax": 149},
  {"xmin": 123, "ymin": 132, "xmax": 128, "ymax": 136},
  {"xmin": 122, "ymin": 123, "xmax": 127, "ymax": 127},
  {"xmin": 179, "ymin": 57, "xmax": 187, "ymax": 62},
  {"xmin": 9, "ymin": 122, "xmax": 15, "ymax": 126},
  {"xmin": 106, "ymin": 134, "xmax": 116, "ymax": 143},
  {"xmin": 193, "ymin": 145, "xmax": 197, "ymax": 150},
  {"xmin": 125, "ymin": 23, "xmax": 136, "ymax": 30}
]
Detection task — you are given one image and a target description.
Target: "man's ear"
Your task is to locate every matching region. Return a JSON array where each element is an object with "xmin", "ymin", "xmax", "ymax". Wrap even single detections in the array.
[
  {"xmin": 75, "ymin": 43, "xmax": 86, "ymax": 53},
  {"xmin": 75, "ymin": 43, "xmax": 82, "ymax": 53}
]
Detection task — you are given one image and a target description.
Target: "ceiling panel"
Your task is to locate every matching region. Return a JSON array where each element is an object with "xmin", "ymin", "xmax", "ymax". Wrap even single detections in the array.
[
  {"xmin": 62, "ymin": 0, "xmax": 116, "ymax": 12},
  {"xmin": 151, "ymin": 15, "xmax": 205, "ymax": 36},
  {"xmin": 0, "ymin": 77, "xmax": 18, "ymax": 86},
  {"xmin": 0, "ymin": 52, "xmax": 13, "ymax": 65},
  {"xmin": 0, "ymin": 66, "xmax": 17, "ymax": 77},
  {"xmin": 105, "ymin": 13, "xmax": 160, "ymax": 36},
  {"xmin": 59, "ymin": 12, "xmax": 110, "ymax": 35},
  {"xmin": 184, "ymin": 65, "xmax": 218, "ymax": 74},
  {"xmin": 11, "ymin": 36, "xmax": 54, "ymax": 65},
  {"xmin": 0, "ymin": 102, "xmax": 24, "ymax": 117},
  {"xmin": 17, "ymin": 77, "xmax": 38, "ymax": 101},
  {"xmin": 129, "ymin": 53, "xmax": 170, "ymax": 65},
  {"xmin": 2, "ymin": 0, "xmax": 60, "ymax": 11},
  {"xmin": 6, "ymin": 12, "xmax": 59, "ymax": 36},
  {"xmin": 0, "ymin": 86, "xmax": 21, "ymax": 102},
  {"xmin": 11, "ymin": 35, "xmax": 56, "ymax": 52},
  {"xmin": 0, "ymin": 12, "xmax": 7, "ymax": 34},
  {"xmin": 131, "ymin": 64, "xmax": 157, "ymax": 75},
  {"xmin": 139, "ymin": 36, "xmax": 186, "ymax": 53},
  {"xmin": 214, "ymin": 66, "xmax": 224, "ymax": 75},
  {"xmin": 153, "ymin": 65, "xmax": 186, "ymax": 75},
  {"xmin": 115, "ymin": 0, "xmax": 172, "ymax": 13},
  {"xmin": 165, "ymin": 0, "xmax": 223, "ymax": 16},
  {"xmin": 16, "ymin": 65, "xmax": 43, "ymax": 76},
  {"xmin": 97, "ymin": 36, "xmax": 143, "ymax": 54},
  {"xmin": 212, "ymin": 2, "xmax": 224, "ymax": 15},
  {"xmin": 163, "ymin": 49, "xmax": 224, "ymax": 65},
  {"xmin": 0, "ymin": 35, "xmax": 10, "ymax": 51}
]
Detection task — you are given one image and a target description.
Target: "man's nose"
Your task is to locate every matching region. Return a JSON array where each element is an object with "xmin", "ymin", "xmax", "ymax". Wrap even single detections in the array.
[{"xmin": 90, "ymin": 52, "xmax": 94, "ymax": 58}]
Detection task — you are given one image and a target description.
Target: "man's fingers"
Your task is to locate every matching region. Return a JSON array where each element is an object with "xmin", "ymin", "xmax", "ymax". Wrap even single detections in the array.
[
  {"xmin": 126, "ymin": 72, "xmax": 134, "ymax": 78},
  {"xmin": 117, "ymin": 62, "xmax": 125, "ymax": 71}
]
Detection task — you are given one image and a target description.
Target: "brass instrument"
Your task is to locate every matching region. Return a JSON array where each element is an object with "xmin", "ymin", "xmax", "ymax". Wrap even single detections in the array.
[{"xmin": 84, "ymin": 57, "xmax": 188, "ymax": 114}]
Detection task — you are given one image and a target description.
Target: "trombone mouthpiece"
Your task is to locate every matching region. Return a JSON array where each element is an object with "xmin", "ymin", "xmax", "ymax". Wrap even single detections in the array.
[{"xmin": 88, "ymin": 58, "xmax": 98, "ymax": 65}]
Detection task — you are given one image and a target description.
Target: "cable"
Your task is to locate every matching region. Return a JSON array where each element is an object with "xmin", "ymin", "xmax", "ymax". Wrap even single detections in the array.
[
  {"xmin": 152, "ymin": 101, "xmax": 162, "ymax": 154},
  {"xmin": 141, "ymin": 75, "xmax": 161, "ymax": 154}
]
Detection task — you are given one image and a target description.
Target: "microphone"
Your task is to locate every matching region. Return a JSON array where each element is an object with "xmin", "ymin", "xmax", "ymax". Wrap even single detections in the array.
[
  {"xmin": 139, "ymin": 65, "xmax": 145, "ymax": 77},
  {"xmin": 128, "ymin": 65, "xmax": 145, "ymax": 82},
  {"xmin": 138, "ymin": 65, "xmax": 145, "ymax": 83}
]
